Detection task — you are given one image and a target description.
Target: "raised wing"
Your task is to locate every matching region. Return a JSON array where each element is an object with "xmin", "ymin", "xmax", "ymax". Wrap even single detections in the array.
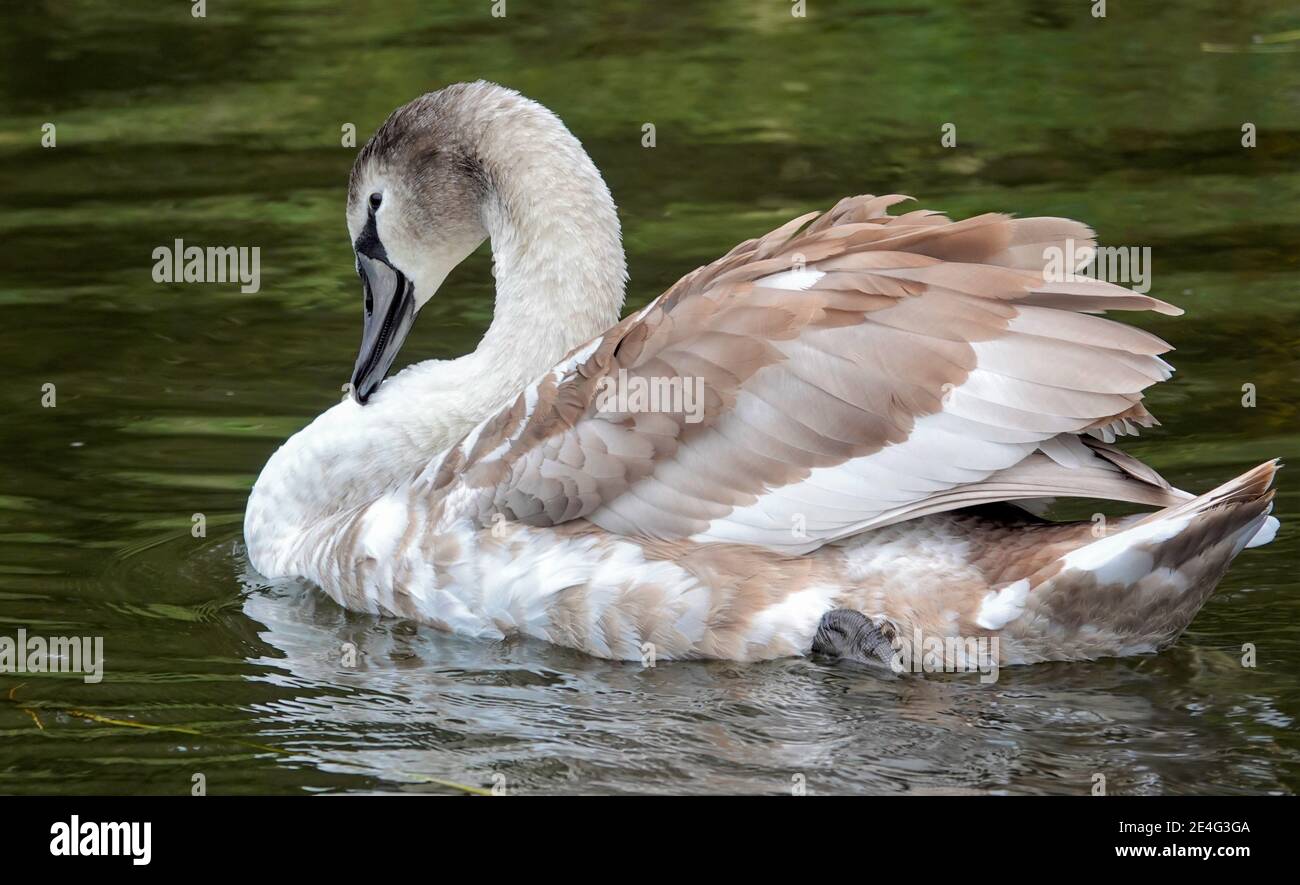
[{"xmin": 423, "ymin": 195, "xmax": 1189, "ymax": 553}]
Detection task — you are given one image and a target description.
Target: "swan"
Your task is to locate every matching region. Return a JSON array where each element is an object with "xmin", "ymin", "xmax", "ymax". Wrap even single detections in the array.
[{"xmin": 245, "ymin": 81, "xmax": 1280, "ymax": 668}]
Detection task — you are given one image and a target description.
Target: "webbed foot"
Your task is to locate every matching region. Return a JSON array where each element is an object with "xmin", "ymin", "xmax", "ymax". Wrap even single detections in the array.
[{"xmin": 811, "ymin": 608, "xmax": 898, "ymax": 669}]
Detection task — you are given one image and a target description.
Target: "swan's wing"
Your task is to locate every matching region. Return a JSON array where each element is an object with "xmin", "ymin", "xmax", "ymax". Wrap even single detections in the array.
[{"xmin": 425, "ymin": 194, "xmax": 1190, "ymax": 553}]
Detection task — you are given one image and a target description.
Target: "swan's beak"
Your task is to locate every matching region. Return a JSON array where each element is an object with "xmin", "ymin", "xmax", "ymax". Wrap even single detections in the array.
[{"xmin": 350, "ymin": 252, "xmax": 416, "ymax": 404}]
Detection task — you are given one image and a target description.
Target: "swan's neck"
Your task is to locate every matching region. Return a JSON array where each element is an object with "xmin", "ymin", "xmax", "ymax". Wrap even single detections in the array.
[
  {"xmin": 470, "ymin": 108, "xmax": 627, "ymax": 394},
  {"xmin": 246, "ymin": 105, "xmax": 626, "ymax": 576}
]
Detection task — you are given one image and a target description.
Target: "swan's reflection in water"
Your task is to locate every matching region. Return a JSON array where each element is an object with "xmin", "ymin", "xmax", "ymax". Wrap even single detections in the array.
[{"xmin": 238, "ymin": 562, "xmax": 1295, "ymax": 795}]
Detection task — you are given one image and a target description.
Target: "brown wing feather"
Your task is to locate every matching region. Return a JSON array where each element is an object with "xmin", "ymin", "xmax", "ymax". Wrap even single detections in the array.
[{"xmin": 428, "ymin": 195, "xmax": 1185, "ymax": 549}]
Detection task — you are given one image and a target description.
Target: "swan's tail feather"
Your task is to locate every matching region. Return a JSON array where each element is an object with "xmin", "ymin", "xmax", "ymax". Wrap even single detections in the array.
[
  {"xmin": 995, "ymin": 460, "xmax": 1280, "ymax": 663},
  {"xmin": 1132, "ymin": 458, "xmax": 1279, "ymax": 530}
]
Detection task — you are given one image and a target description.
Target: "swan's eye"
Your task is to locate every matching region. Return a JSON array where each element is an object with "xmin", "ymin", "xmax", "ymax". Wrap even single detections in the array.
[{"xmin": 368, "ymin": 192, "xmax": 382, "ymax": 212}]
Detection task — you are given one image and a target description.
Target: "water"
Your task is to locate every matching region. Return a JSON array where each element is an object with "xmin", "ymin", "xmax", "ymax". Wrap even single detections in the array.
[{"xmin": 1, "ymin": 0, "xmax": 1297, "ymax": 795}]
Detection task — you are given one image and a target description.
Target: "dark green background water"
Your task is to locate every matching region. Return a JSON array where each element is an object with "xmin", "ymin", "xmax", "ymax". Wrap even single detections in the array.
[{"xmin": 0, "ymin": 0, "xmax": 1296, "ymax": 794}]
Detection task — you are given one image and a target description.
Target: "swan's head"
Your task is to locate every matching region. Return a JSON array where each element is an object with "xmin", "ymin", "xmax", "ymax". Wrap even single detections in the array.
[
  {"xmin": 344, "ymin": 84, "xmax": 498, "ymax": 403},
  {"xmin": 342, "ymin": 81, "xmax": 625, "ymax": 404}
]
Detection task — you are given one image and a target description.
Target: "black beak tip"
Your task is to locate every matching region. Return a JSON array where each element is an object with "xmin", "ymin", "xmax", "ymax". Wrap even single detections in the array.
[{"xmin": 351, "ymin": 379, "xmax": 377, "ymax": 405}]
